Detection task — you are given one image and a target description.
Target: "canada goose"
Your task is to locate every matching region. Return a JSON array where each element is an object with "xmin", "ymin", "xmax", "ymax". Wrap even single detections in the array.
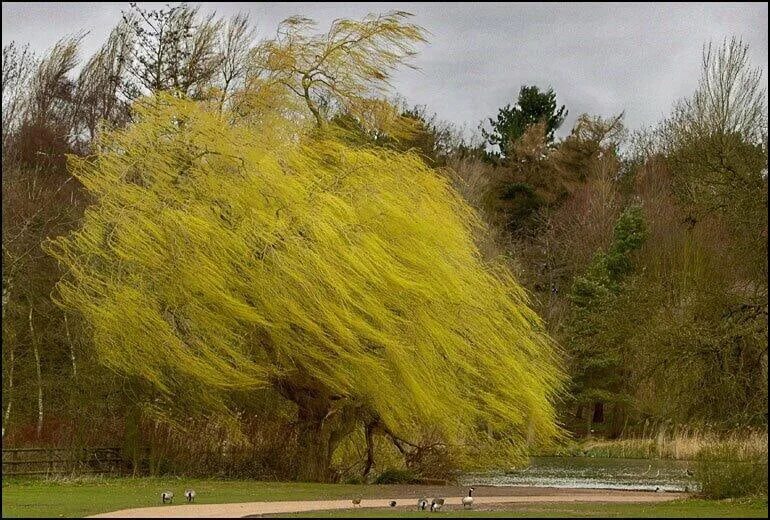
[
  {"xmin": 417, "ymin": 498, "xmax": 428, "ymax": 510},
  {"xmin": 462, "ymin": 487, "xmax": 475, "ymax": 509},
  {"xmin": 351, "ymin": 498, "xmax": 362, "ymax": 507},
  {"xmin": 184, "ymin": 489, "xmax": 196, "ymax": 503},
  {"xmin": 389, "ymin": 500, "xmax": 397, "ymax": 507},
  {"xmin": 655, "ymin": 486, "xmax": 663, "ymax": 493},
  {"xmin": 161, "ymin": 491, "xmax": 174, "ymax": 504},
  {"xmin": 430, "ymin": 497, "xmax": 444, "ymax": 511},
  {"xmin": 685, "ymin": 469, "xmax": 694, "ymax": 477}
]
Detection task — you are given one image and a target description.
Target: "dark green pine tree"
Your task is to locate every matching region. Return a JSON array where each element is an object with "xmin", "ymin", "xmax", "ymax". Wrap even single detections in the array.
[
  {"xmin": 567, "ymin": 204, "xmax": 647, "ymax": 432},
  {"xmin": 482, "ymin": 85, "xmax": 567, "ymax": 159}
]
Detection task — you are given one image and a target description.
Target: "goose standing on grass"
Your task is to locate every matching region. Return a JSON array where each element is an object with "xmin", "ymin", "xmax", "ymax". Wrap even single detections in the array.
[
  {"xmin": 161, "ymin": 491, "xmax": 174, "ymax": 504},
  {"xmin": 417, "ymin": 498, "xmax": 428, "ymax": 510},
  {"xmin": 462, "ymin": 487, "xmax": 475, "ymax": 509},
  {"xmin": 184, "ymin": 489, "xmax": 196, "ymax": 503},
  {"xmin": 389, "ymin": 500, "xmax": 397, "ymax": 507},
  {"xmin": 351, "ymin": 498, "xmax": 362, "ymax": 507},
  {"xmin": 430, "ymin": 497, "xmax": 444, "ymax": 511}
]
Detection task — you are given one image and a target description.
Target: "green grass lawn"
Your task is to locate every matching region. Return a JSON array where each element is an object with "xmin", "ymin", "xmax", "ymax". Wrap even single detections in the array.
[
  {"xmin": 1, "ymin": 477, "xmax": 374, "ymax": 518},
  {"xmin": 274, "ymin": 499, "xmax": 769, "ymax": 518},
  {"xmin": 2, "ymin": 477, "xmax": 767, "ymax": 518}
]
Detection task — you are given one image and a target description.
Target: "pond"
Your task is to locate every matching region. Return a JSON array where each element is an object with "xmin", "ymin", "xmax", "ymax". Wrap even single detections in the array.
[{"xmin": 460, "ymin": 456, "xmax": 699, "ymax": 492}]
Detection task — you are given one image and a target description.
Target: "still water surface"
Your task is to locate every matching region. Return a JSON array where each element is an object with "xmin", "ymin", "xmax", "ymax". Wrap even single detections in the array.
[{"xmin": 461, "ymin": 456, "xmax": 699, "ymax": 492}]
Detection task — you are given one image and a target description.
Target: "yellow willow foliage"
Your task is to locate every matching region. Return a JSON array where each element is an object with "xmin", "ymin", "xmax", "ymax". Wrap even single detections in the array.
[
  {"xmin": 46, "ymin": 94, "xmax": 564, "ymax": 465},
  {"xmin": 249, "ymin": 11, "xmax": 427, "ymax": 130}
]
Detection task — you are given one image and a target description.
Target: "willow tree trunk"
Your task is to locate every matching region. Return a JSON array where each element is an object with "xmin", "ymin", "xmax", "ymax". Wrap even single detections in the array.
[
  {"xmin": 290, "ymin": 392, "xmax": 358, "ymax": 483},
  {"xmin": 294, "ymin": 403, "xmax": 336, "ymax": 482},
  {"xmin": 278, "ymin": 377, "xmax": 357, "ymax": 483},
  {"xmin": 362, "ymin": 422, "xmax": 375, "ymax": 480}
]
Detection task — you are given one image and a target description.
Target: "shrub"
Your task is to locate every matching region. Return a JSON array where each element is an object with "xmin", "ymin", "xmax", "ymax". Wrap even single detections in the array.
[
  {"xmin": 405, "ymin": 444, "xmax": 460, "ymax": 482},
  {"xmin": 374, "ymin": 468, "xmax": 420, "ymax": 484},
  {"xmin": 697, "ymin": 443, "xmax": 768, "ymax": 498}
]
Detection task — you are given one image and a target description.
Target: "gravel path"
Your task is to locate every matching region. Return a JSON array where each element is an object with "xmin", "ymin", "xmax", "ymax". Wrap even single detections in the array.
[{"xmin": 89, "ymin": 488, "xmax": 686, "ymax": 518}]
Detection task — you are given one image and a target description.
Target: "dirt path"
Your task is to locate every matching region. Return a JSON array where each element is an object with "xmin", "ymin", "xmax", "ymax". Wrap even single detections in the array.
[{"xmin": 89, "ymin": 489, "xmax": 686, "ymax": 518}]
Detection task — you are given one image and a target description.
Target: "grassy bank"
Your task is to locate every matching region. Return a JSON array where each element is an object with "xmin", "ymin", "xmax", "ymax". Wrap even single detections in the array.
[{"xmin": 545, "ymin": 429, "xmax": 768, "ymax": 460}]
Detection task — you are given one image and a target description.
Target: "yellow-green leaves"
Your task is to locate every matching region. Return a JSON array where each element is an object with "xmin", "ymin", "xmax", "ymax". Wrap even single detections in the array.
[
  {"xmin": 47, "ymin": 93, "xmax": 563, "ymax": 468},
  {"xmin": 246, "ymin": 11, "xmax": 427, "ymax": 129}
]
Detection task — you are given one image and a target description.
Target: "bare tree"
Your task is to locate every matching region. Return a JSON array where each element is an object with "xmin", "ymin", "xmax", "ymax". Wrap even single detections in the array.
[
  {"xmin": 75, "ymin": 18, "xmax": 136, "ymax": 141},
  {"xmin": 660, "ymin": 37, "xmax": 767, "ymax": 233},
  {"xmin": 217, "ymin": 13, "xmax": 257, "ymax": 109},
  {"xmin": 122, "ymin": 3, "xmax": 223, "ymax": 99},
  {"xmin": 687, "ymin": 37, "xmax": 766, "ymax": 142},
  {"xmin": 28, "ymin": 35, "xmax": 83, "ymax": 124},
  {"xmin": 2, "ymin": 42, "xmax": 37, "ymax": 151},
  {"xmin": 7, "ymin": 35, "xmax": 84, "ymax": 169}
]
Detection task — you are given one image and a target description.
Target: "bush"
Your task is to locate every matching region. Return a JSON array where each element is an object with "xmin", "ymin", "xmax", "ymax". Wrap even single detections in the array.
[
  {"xmin": 697, "ymin": 443, "xmax": 768, "ymax": 498},
  {"xmin": 406, "ymin": 444, "xmax": 460, "ymax": 482},
  {"xmin": 374, "ymin": 468, "xmax": 420, "ymax": 484}
]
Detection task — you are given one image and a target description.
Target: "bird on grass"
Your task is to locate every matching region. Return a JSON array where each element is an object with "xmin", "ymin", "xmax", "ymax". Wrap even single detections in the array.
[
  {"xmin": 417, "ymin": 498, "xmax": 428, "ymax": 510},
  {"xmin": 389, "ymin": 500, "xmax": 397, "ymax": 507},
  {"xmin": 351, "ymin": 498, "xmax": 362, "ymax": 507},
  {"xmin": 655, "ymin": 486, "xmax": 664, "ymax": 493},
  {"xmin": 685, "ymin": 469, "xmax": 694, "ymax": 477},
  {"xmin": 184, "ymin": 489, "xmax": 196, "ymax": 503},
  {"xmin": 430, "ymin": 497, "xmax": 444, "ymax": 511},
  {"xmin": 462, "ymin": 487, "xmax": 475, "ymax": 509},
  {"xmin": 161, "ymin": 491, "xmax": 174, "ymax": 504}
]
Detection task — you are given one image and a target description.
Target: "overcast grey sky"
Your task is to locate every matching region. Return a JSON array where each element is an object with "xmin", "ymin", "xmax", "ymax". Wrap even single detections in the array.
[{"xmin": 2, "ymin": 2, "xmax": 768, "ymax": 138}]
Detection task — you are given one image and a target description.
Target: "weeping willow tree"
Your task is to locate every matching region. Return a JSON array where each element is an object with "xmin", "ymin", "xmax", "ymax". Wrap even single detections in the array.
[
  {"xmin": 45, "ymin": 93, "xmax": 563, "ymax": 480},
  {"xmin": 45, "ymin": 10, "xmax": 563, "ymax": 482}
]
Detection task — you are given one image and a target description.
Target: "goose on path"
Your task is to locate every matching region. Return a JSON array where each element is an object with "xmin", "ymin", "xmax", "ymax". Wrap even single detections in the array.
[
  {"xmin": 430, "ymin": 497, "xmax": 444, "ymax": 511},
  {"xmin": 462, "ymin": 487, "xmax": 475, "ymax": 509}
]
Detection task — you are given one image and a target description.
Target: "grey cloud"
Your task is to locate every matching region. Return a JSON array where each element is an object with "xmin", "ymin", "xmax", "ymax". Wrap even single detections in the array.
[{"xmin": 2, "ymin": 2, "xmax": 767, "ymax": 138}]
